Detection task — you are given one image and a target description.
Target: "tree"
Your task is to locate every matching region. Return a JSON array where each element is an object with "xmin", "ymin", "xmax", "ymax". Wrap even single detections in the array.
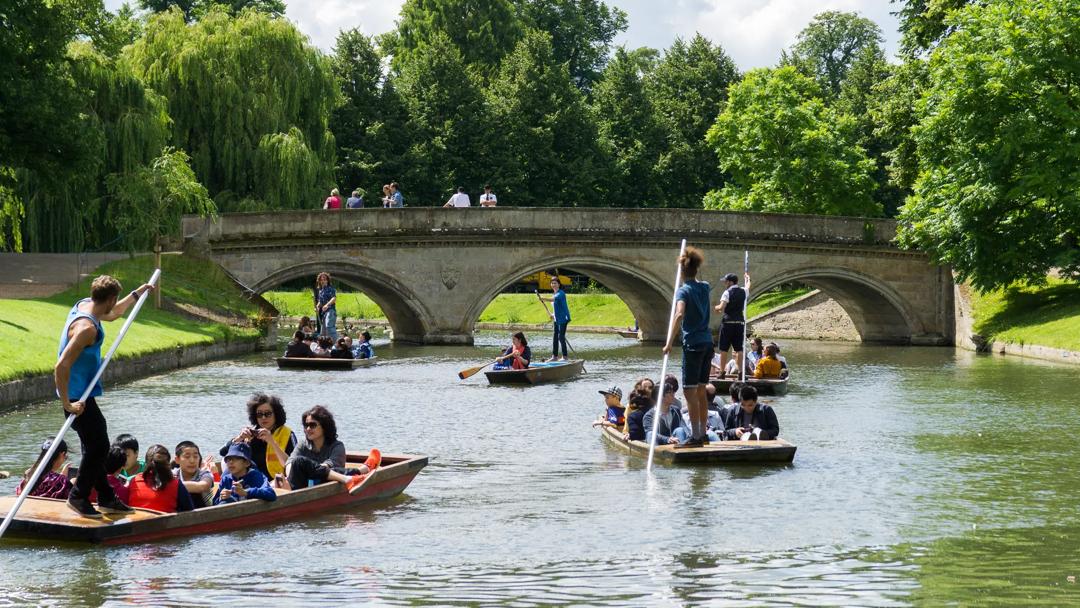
[
  {"xmin": 139, "ymin": 0, "xmax": 285, "ymax": 22},
  {"xmin": 515, "ymin": 0, "xmax": 628, "ymax": 92},
  {"xmin": 386, "ymin": 0, "xmax": 522, "ymax": 76},
  {"xmin": 868, "ymin": 58, "xmax": 929, "ymax": 199},
  {"xmin": 896, "ymin": 0, "xmax": 979, "ymax": 55},
  {"xmin": 783, "ymin": 11, "xmax": 884, "ymax": 98},
  {"xmin": 107, "ymin": 148, "xmax": 215, "ymax": 251},
  {"xmin": 647, "ymin": 34, "xmax": 740, "ymax": 208},
  {"xmin": 704, "ymin": 66, "xmax": 879, "ymax": 216},
  {"xmin": 125, "ymin": 8, "xmax": 338, "ymax": 211},
  {"xmin": 897, "ymin": 0, "xmax": 1080, "ymax": 290},
  {"xmin": 331, "ymin": 29, "xmax": 385, "ymax": 195},
  {"xmin": 488, "ymin": 30, "xmax": 605, "ymax": 206},
  {"xmin": 395, "ymin": 33, "xmax": 493, "ymax": 204}
]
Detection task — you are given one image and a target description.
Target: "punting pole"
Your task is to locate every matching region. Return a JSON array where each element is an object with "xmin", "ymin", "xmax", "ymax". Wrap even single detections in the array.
[
  {"xmin": 0, "ymin": 269, "xmax": 161, "ymax": 539},
  {"xmin": 740, "ymin": 250, "xmax": 749, "ymax": 384},
  {"xmin": 646, "ymin": 239, "xmax": 688, "ymax": 472}
]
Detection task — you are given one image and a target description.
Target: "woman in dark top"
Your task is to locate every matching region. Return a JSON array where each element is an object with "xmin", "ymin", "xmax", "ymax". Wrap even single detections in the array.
[
  {"xmin": 330, "ymin": 337, "xmax": 354, "ymax": 359},
  {"xmin": 284, "ymin": 330, "xmax": 313, "ymax": 358},
  {"xmin": 285, "ymin": 405, "xmax": 380, "ymax": 490},
  {"xmin": 220, "ymin": 393, "xmax": 297, "ymax": 479}
]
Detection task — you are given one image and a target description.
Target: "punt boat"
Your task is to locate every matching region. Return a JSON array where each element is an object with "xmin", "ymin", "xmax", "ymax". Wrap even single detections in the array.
[
  {"xmin": 276, "ymin": 356, "xmax": 378, "ymax": 370},
  {"xmin": 599, "ymin": 423, "xmax": 796, "ymax": 465},
  {"xmin": 710, "ymin": 374, "xmax": 790, "ymax": 396},
  {"xmin": 484, "ymin": 359, "xmax": 585, "ymax": 385},
  {"xmin": 617, "ymin": 329, "xmax": 640, "ymax": 339},
  {"xmin": 0, "ymin": 451, "xmax": 426, "ymax": 545}
]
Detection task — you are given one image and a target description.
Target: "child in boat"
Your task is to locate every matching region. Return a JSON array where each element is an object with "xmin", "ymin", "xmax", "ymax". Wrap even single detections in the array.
[
  {"xmin": 284, "ymin": 330, "xmax": 313, "ymax": 358},
  {"xmin": 591, "ymin": 386, "xmax": 625, "ymax": 430},
  {"xmin": 174, "ymin": 441, "xmax": 215, "ymax": 509},
  {"xmin": 114, "ymin": 433, "xmax": 144, "ymax": 482},
  {"xmin": 493, "ymin": 332, "xmax": 531, "ymax": 370},
  {"xmin": 89, "ymin": 446, "xmax": 131, "ymax": 504},
  {"xmin": 330, "ymin": 337, "xmax": 354, "ymax": 359},
  {"xmin": 15, "ymin": 437, "xmax": 72, "ymax": 499},
  {"xmin": 353, "ymin": 331, "xmax": 374, "ymax": 359},
  {"xmin": 127, "ymin": 445, "xmax": 194, "ymax": 513},
  {"xmin": 753, "ymin": 343, "xmax": 783, "ymax": 379},
  {"xmin": 622, "ymin": 378, "xmax": 656, "ymax": 441},
  {"xmin": 310, "ymin": 336, "xmax": 333, "ymax": 358},
  {"xmin": 214, "ymin": 442, "xmax": 277, "ymax": 505}
]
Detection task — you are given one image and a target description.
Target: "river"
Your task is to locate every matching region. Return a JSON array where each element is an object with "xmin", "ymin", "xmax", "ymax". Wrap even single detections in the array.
[{"xmin": 1, "ymin": 335, "xmax": 1078, "ymax": 605}]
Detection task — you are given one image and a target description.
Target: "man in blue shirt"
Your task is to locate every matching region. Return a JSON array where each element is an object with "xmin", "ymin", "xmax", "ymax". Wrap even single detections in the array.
[
  {"xmin": 389, "ymin": 182, "xmax": 404, "ymax": 208},
  {"xmin": 540, "ymin": 276, "xmax": 571, "ymax": 361},
  {"xmin": 315, "ymin": 272, "xmax": 338, "ymax": 340},
  {"xmin": 663, "ymin": 246, "xmax": 713, "ymax": 447}
]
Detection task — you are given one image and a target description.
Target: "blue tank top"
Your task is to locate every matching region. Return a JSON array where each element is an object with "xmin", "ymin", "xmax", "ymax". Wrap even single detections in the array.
[{"xmin": 57, "ymin": 298, "xmax": 104, "ymax": 400}]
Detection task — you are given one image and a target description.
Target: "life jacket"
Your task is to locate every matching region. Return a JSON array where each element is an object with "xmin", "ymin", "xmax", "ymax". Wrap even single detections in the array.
[
  {"xmin": 722, "ymin": 285, "xmax": 746, "ymax": 323},
  {"xmin": 510, "ymin": 345, "xmax": 527, "ymax": 370},
  {"xmin": 127, "ymin": 475, "xmax": 180, "ymax": 513}
]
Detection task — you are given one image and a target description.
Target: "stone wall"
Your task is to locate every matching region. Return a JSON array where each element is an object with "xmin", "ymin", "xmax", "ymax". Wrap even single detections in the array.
[
  {"xmin": 0, "ymin": 338, "xmax": 266, "ymax": 413},
  {"xmin": 749, "ymin": 290, "xmax": 860, "ymax": 342}
]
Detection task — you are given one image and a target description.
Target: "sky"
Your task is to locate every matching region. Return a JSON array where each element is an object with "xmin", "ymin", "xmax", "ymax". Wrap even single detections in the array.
[{"xmin": 104, "ymin": 0, "xmax": 903, "ymax": 69}]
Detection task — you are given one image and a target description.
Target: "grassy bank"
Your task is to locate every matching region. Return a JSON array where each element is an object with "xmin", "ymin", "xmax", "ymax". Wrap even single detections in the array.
[
  {"xmin": 969, "ymin": 279, "xmax": 1080, "ymax": 352},
  {"xmin": 265, "ymin": 287, "xmax": 811, "ymax": 328},
  {"xmin": 0, "ymin": 255, "xmax": 261, "ymax": 383}
]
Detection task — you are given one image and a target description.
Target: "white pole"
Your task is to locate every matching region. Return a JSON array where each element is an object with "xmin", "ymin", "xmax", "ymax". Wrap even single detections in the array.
[
  {"xmin": 740, "ymin": 250, "xmax": 749, "ymax": 384},
  {"xmin": 647, "ymin": 239, "xmax": 687, "ymax": 472},
  {"xmin": 0, "ymin": 269, "xmax": 161, "ymax": 539}
]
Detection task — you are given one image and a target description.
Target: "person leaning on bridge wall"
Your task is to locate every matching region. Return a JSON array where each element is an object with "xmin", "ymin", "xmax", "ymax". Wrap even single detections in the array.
[
  {"xmin": 479, "ymin": 185, "xmax": 497, "ymax": 207},
  {"xmin": 444, "ymin": 186, "xmax": 471, "ymax": 208},
  {"xmin": 323, "ymin": 188, "xmax": 342, "ymax": 210},
  {"xmin": 387, "ymin": 182, "xmax": 404, "ymax": 208},
  {"xmin": 346, "ymin": 189, "xmax": 364, "ymax": 209},
  {"xmin": 381, "ymin": 184, "xmax": 392, "ymax": 207}
]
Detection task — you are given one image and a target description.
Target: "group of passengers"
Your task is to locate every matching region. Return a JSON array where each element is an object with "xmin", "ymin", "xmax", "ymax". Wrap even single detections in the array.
[
  {"xmin": 284, "ymin": 320, "xmax": 375, "ymax": 361},
  {"xmin": 592, "ymin": 375, "xmax": 780, "ymax": 446},
  {"xmin": 713, "ymin": 336, "xmax": 790, "ymax": 379},
  {"xmin": 15, "ymin": 394, "xmax": 381, "ymax": 512}
]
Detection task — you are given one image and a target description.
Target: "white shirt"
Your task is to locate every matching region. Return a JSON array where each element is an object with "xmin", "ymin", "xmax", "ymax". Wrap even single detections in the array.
[
  {"xmin": 479, "ymin": 192, "xmax": 497, "ymax": 206},
  {"xmin": 447, "ymin": 192, "xmax": 471, "ymax": 207}
]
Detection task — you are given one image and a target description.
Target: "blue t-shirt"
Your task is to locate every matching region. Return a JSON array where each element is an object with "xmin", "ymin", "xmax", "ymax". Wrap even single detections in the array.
[
  {"xmin": 676, "ymin": 280, "xmax": 712, "ymax": 347},
  {"xmin": 391, "ymin": 192, "xmax": 404, "ymax": 208},
  {"xmin": 346, "ymin": 196, "xmax": 363, "ymax": 209},
  {"xmin": 553, "ymin": 290, "xmax": 571, "ymax": 324}
]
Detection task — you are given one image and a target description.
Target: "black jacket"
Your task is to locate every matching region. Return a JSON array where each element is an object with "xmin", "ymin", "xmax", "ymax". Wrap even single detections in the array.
[
  {"xmin": 723, "ymin": 402, "xmax": 779, "ymax": 440},
  {"xmin": 284, "ymin": 341, "xmax": 312, "ymax": 358},
  {"xmin": 625, "ymin": 405, "xmax": 651, "ymax": 441}
]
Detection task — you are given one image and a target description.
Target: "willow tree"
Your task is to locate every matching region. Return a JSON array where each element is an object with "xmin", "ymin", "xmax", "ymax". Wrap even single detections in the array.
[{"xmin": 125, "ymin": 8, "xmax": 339, "ymax": 211}]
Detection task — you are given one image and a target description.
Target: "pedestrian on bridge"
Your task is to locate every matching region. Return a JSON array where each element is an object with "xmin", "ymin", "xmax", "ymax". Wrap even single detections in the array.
[
  {"xmin": 323, "ymin": 188, "xmax": 342, "ymax": 210},
  {"xmin": 479, "ymin": 185, "xmax": 497, "ymax": 207},
  {"xmin": 444, "ymin": 187, "xmax": 471, "ymax": 208}
]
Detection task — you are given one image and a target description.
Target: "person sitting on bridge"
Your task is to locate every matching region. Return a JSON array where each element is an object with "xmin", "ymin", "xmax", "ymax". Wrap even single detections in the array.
[
  {"xmin": 753, "ymin": 343, "xmax": 783, "ymax": 379},
  {"xmin": 493, "ymin": 332, "xmax": 531, "ymax": 370},
  {"xmin": 352, "ymin": 331, "xmax": 374, "ymax": 359},
  {"xmin": 591, "ymin": 386, "xmax": 625, "ymax": 430},
  {"xmin": 346, "ymin": 189, "xmax": 364, "ymax": 209},
  {"xmin": 323, "ymin": 188, "xmax": 342, "ymax": 210},
  {"xmin": 643, "ymin": 375, "xmax": 693, "ymax": 447},
  {"xmin": 284, "ymin": 331, "xmax": 313, "ymax": 358},
  {"xmin": 622, "ymin": 378, "xmax": 656, "ymax": 442},
  {"xmin": 723, "ymin": 385, "xmax": 779, "ymax": 441},
  {"xmin": 330, "ymin": 338, "xmax": 354, "ymax": 359}
]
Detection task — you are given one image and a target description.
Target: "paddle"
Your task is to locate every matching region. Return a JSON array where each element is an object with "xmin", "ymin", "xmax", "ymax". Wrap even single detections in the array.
[
  {"xmin": 0, "ymin": 268, "xmax": 161, "ymax": 539},
  {"xmin": 740, "ymin": 250, "xmax": 750, "ymax": 384},
  {"xmin": 647, "ymin": 239, "xmax": 687, "ymax": 472},
  {"xmin": 458, "ymin": 358, "xmax": 500, "ymax": 380}
]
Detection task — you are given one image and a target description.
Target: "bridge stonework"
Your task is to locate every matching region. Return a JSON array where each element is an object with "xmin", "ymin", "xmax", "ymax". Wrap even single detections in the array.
[{"xmin": 182, "ymin": 209, "xmax": 954, "ymax": 346}]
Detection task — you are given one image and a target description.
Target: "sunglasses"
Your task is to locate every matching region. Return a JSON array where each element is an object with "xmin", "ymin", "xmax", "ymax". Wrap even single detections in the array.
[
  {"xmin": 255, "ymin": 410, "xmax": 274, "ymax": 419},
  {"xmin": 303, "ymin": 421, "xmax": 320, "ymax": 429}
]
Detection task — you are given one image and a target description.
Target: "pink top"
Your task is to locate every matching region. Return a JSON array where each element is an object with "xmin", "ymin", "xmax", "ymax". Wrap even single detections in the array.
[
  {"xmin": 15, "ymin": 471, "xmax": 72, "ymax": 499},
  {"xmin": 324, "ymin": 196, "xmax": 342, "ymax": 210}
]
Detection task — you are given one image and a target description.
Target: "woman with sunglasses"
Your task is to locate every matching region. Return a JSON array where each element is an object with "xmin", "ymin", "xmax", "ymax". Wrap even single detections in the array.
[
  {"xmin": 284, "ymin": 405, "xmax": 380, "ymax": 491},
  {"xmin": 219, "ymin": 393, "xmax": 297, "ymax": 479}
]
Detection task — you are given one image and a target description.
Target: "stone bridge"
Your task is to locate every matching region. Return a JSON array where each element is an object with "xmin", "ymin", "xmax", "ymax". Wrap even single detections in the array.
[{"xmin": 182, "ymin": 209, "xmax": 954, "ymax": 346}]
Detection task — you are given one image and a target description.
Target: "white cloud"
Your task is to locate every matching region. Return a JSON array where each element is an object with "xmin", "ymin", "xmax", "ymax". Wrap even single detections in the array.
[{"xmin": 103, "ymin": 0, "xmax": 901, "ymax": 67}]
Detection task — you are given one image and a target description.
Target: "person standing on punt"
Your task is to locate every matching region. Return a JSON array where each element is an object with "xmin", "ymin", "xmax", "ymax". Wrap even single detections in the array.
[
  {"xmin": 539, "ymin": 276, "xmax": 571, "ymax": 361},
  {"xmin": 56, "ymin": 275, "xmax": 154, "ymax": 518},
  {"xmin": 662, "ymin": 246, "xmax": 713, "ymax": 448},
  {"xmin": 315, "ymin": 272, "xmax": 338, "ymax": 340},
  {"xmin": 714, "ymin": 272, "xmax": 749, "ymax": 377}
]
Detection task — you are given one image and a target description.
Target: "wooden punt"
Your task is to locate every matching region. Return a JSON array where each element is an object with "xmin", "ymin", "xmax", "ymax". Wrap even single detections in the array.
[
  {"xmin": 276, "ymin": 356, "xmax": 378, "ymax": 370},
  {"xmin": 0, "ymin": 451, "xmax": 426, "ymax": 545},
  {"xmin": 617, "ymin": 329, "xmax": 640, "ymax": 339},
  {"xmin": 484, "ymin": 359, "xmax": 585, "ymax": 385},
  {"xmin": 710, "ymin": 374, "xmax": 790, "ymax": 396},
  {"xmin": 599, "ymin": 423, "xmax": 796, "ymax": 465}
]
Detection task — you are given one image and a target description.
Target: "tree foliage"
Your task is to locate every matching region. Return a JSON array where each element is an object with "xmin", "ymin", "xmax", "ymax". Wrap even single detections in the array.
[
  {"xmin": 139, "ymin": 0, "xmax": 285, "ymax": 22},
  {"xmin": 387, "ymin": 0, "xmax": 522, "ymax": 76},
  {"xmin": 897, "ymin": 0, "xmax": 1080, "ymax": 290},
  {"xmin": 896, "ymin": 0, "xmax": 979, "ymax": 55},
  {"xmin": 516, "ymin": 0, "xmax": 627, "ymax": 92},
  {"xmin": 704, "ymin": 66, "xmax": 880, "ymax": 216},
  {"xmin": 783, "ymin": 10, "xmax": 884, "ymax": 98},
  {"xmin": 647, "ymin": 34, "xmax": 740, "ymax": 209},
  {"xmin": 126, "ymin": 8, "xmax": 338, "ymax": 211}
]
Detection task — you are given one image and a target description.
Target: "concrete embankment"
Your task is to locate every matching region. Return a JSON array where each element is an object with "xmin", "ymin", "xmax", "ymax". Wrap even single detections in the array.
[
  {"xmin": 0, "ymin": 337, "xmax": 268, "ymax": 413},
  {"xmin": 748, "ymin": 290, "xmax": 859, "ymax": 342},
  {"xmin": 952, "ymin": 283, "xmax": 1080, "ymax": 366}
]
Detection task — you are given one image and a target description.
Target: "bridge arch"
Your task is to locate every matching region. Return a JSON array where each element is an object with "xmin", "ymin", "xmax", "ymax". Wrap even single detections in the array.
[
  {"xmin": 750, "ymin": 266, "xmax": 922, "ymax": 344},
  {"xmin": 466, "ymin": 256, "xmax": 675, "ymax": 342},
  {"xmin": 250, "ymin": 260, "xmax": 437, "ymax": 344}
]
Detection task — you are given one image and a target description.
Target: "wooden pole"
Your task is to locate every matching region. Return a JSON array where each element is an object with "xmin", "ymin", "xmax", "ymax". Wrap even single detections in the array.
[{"xmin": 153, "ymin": 244, "xmax": 162, "ymax": 309}]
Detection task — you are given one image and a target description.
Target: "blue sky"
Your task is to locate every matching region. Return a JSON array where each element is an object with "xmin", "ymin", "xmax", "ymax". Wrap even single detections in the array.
[{"xmin": 103, "ymin": 0, "xmax": 903, "ymax": 69}]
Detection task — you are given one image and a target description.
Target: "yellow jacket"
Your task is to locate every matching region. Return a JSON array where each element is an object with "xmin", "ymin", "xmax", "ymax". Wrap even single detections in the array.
[{"xmin": 754, "ymin": 356, "xmax": 783, "ymax": 379}]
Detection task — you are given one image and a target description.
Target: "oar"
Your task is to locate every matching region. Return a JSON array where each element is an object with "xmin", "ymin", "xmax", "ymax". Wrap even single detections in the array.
[
  {"xmin": 0, "ymin": 268, "xmax": 161, "ymax": 539},
  {"xmin": 534, "ymin": 289, "xmax": 578, "ymax": 357},
  {"xmin": 740, "ymin": 250, "xmax": 749, "ymax": 383},
  {"xmin": 458, "ymin": 358, "xmax": 500, "ymax": 380},
  {"xmin": 647, "ymin": 239, "xmax": 687, "ymax": 472}
]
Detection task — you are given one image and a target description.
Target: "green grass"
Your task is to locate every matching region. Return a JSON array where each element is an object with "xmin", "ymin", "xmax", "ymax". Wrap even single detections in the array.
[
  {"xmin": 747, "ymin": 287, "xmax": 813, "ymax": 318},
  {"xmin": 264, "ymin": 291, "xmax": 387, "ymax": 320},
  {"xmin": 0, "ymin": 255, "xmax": 261, "ymax": 383},
  {"xmin": 968, "ymin": 279, "xmax": 1080, "ymax": 351}
]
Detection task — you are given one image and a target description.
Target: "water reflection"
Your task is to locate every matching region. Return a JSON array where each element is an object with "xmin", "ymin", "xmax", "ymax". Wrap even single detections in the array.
[{"xmin": 1, "ymin": 337, "xmax": 1079, "ymax": 605}]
